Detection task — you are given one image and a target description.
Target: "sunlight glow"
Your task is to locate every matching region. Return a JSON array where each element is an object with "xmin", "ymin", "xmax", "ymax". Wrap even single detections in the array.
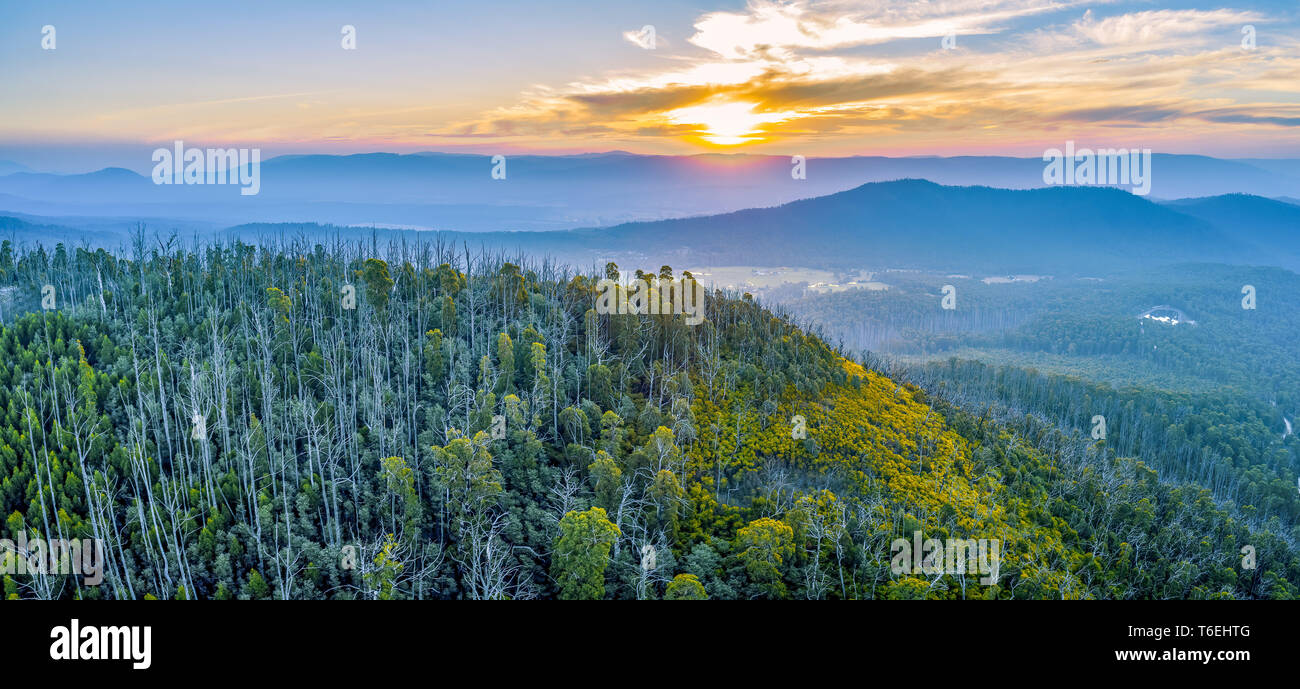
[{"xmin": 665, "ymin": 101, "xmax": 794, "ymax": 145}]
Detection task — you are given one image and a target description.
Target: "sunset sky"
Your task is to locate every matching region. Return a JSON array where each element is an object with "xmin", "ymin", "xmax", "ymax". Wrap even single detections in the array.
[{"xmin": 2, "ymin": 0, "xmax": 1298, "ymax": 171}]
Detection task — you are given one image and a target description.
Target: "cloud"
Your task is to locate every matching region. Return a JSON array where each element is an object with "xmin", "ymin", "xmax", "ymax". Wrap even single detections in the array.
[
  {"xmin": 623, "ymin": 25, "xmax": 659, "ymax": 50},
  {"xmin": 686, "ymin": 0, "xmax": 1099, "ymax": 59},
  {"xmin": 442, "ymin": 1, "xmax": 1300, "ymax": 151},
  {"xmin": 1069, "ymin": 8, "xmax": 1261, "ymax": 47},
  {"xmin": 1198, "ymin": 108, "xmax": 1300, "ymax": 128}
]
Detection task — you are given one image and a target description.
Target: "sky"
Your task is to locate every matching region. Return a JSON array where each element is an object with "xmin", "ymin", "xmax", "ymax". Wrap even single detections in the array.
[{"xmin": 1, "ymin": 0, "xmax": 1299, "ymax": 172}]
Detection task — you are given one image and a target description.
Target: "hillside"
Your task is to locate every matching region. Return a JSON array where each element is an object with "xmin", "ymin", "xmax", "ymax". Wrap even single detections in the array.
[
  {"xmin": 0, "ymin": 215, "xmax": 127, "ymax": 246},
  {"xmin": 1163, "ymin": 194, "xmax": 1300, "ymax": 265},
  {"xmin": 306, "ymin": 179, "xmax": 1269, "ymax": 274},
  {"xmin": 573, "ymin": 179, "xmax": 1242, "ymax": 272},
  {"xmin": 784, "ymin": 262, "xmax": 1300, "ymax": 548},
  {"xmin": 0, "ymin": 237, "xmax": 1292, "ymax": 599}
]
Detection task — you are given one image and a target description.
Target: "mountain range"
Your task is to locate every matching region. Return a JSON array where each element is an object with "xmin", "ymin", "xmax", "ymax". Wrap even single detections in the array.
[
  {"xmin": 3, "ymin": 151, "xmax": 1300, "ymax": 234},
  {"xmin": 4, "ymin": 178, "xmax": 1296, "ymax": 275}
]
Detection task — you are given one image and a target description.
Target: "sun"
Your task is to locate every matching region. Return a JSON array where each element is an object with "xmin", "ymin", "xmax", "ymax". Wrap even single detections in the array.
[{"xmin": 665, "ymin": 100, "xmax": 792, "ymax": 145}]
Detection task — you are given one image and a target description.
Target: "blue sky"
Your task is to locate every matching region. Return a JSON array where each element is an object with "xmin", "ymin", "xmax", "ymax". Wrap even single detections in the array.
[{"xmin": 2, "ymin": 1, "xmax": 1298, "ymax": 172}]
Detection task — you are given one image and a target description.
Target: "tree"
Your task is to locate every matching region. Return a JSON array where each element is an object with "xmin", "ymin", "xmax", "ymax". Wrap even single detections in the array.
[
  {"xmin": 364, "ymin": 534, "xmax": 405, "ymax": 600},
  {"xmin": 736, "ymin": 518, "xmax": 795, "ymax": 598},
  {"xmin": 664, "ymin": 573, "xmax": 708, "ymax": 600},
  {"xmin": 496, "ymin": 332, "xmax": 514, "ymax": 393},
  {"xmin": 245, "ymin": 570, "xmax": 271, "ymax": 600},
  {"xmin": 552, "ymin": 507, "xmax": 621, "ymax": 600},
  {"xmin": 588, "ymin": 451, "xmax": 622, "ymax": 511},
  {"xmin": 358, "ymin": 258, "xmax": 394, "ymax": 310},
  {"xmin": 379, "ymin": 456, "xmax": 421, "ymax": 541},
  {"xmin": 433, "ymin": 434, "xmax": 502, "ymax": 520}
]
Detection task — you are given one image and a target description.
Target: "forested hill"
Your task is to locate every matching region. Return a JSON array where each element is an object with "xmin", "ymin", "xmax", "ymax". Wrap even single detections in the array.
[
  {"xmin": 0, "ymin": 238, "xmax": 1293, "ymax": 599},
  {"xmin": 576, "ymin": 179, "xmax": 1237, "ymax": 271}
]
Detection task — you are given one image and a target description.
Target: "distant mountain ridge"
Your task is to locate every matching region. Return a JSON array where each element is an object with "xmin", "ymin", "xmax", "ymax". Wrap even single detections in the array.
[
  {"xmin": 0, "ymin": 160, "xmax": 30, "ymax": 176},
  {"xmin": 556, "ymin": 179, "xmax": 1249, "ymax": 272},
  {"xmin": 2, "ymin": 151, "xmax": 1300, "ymax": 233},
  {"xmin": 3, "ymin": 179, "xmax": 1296, "ymax": 275},
  {"xmin": 1163, "ymin": 194, "xmax": 1300, "ymax": 250}
]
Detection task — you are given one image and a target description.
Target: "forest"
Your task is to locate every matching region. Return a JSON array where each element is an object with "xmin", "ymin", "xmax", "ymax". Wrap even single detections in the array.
[
  {"xmin": 0, "ymin": 234, "xmax": 1295, "ymax": 599},
  {"xmin": 791, "ymin": 263, "xmax": 1300, "ymax": 583}
]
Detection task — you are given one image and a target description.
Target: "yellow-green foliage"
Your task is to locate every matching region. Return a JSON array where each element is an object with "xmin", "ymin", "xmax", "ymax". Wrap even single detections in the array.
[
  {"xmin": 685, "ymin": 358, "xmax": 1090, "ymax": 599},
  {"xmin": 664, "ymin": 573, "xmax": 708, "ymax": 600}
]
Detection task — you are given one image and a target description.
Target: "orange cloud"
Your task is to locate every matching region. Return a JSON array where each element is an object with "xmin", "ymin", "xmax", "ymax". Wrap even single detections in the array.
[{"xmin": 441, "ymin": 1, "xmax": 1300, "ymax": 154}]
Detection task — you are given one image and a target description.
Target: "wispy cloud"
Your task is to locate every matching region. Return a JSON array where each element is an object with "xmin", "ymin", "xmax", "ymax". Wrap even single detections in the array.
[{"xmin": 1070, "ymin": 8, "xmax": 1261, "ymax": 46}]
